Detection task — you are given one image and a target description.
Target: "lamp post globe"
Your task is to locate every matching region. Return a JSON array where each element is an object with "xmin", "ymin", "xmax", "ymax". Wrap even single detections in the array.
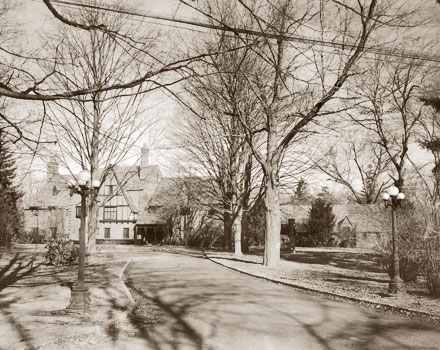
[
  {"xmin": 68, "ymin": 179, "xmax": 77, "ymax": 188},
  {"xmin": 78, "ymin": 169, "xmax": 91, "ymax": 186},
  {"xmin": 387, "ymin": 186, "xmax": 399, "ymax": 197},
  {"xmin": 397, "ymin": 192, "xmax": 405, "ymax": 200},
  {"xmin": 383, "ymin": 193, "xmax": 390, "ymax": 201},
  {"xmin": 92, "ymin": 179, "xmax": 101, "ymax": 189}
]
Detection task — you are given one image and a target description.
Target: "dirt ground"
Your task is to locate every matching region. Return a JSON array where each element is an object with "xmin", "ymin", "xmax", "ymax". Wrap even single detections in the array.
[
  {"xmin": 205, "ymin": 247, "xmax": 440, "ymax": 324},
  {"xmin": 0, "ymin": 245, "xmax": 158, "ymax": 350}
]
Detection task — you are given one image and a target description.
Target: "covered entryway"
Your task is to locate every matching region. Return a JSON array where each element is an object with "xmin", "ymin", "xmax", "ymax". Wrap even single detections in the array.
[{"xmin": 135, "ymin": 212, "xmax": 166, "ymax": 245}]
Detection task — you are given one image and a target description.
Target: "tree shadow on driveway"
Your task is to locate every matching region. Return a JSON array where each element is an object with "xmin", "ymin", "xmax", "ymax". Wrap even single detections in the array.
[{"xmin": 125, "ymin": 254, "xmax": 440, "ymax": 350}]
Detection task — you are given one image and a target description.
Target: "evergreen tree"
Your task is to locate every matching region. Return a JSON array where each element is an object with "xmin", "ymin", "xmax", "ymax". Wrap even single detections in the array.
[
  {"xmin": 294, "ymin": 179, "xmax": 308, "ymax": 200},
  {"xmin": 0, "ymin": 130, "xmax": 22, "ymax": 250},
  {"xmin": 306, "ymin": 198, "xmax": 336, "ymax": 246}
]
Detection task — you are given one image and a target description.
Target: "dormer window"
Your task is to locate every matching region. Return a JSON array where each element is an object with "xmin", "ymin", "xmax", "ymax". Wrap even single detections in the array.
[{"xmin": 52, "ymin": 185, "xmax": 60, "ymax": 196}]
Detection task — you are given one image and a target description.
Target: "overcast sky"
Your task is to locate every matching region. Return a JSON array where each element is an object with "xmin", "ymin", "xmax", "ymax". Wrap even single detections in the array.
[{"xmin": 13, "ymin": 1, "xmax": 440, "ymax": 192}]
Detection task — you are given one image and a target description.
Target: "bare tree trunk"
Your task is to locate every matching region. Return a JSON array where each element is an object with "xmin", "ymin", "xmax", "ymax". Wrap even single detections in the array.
[
  {"xmin": 241, "ymin": 154, "xmax": 253, "ymax": 254},
  {"xmin": 223, "ymin": 211, "xmax": 232, "ymax": 250},
  {"xmin": 241, "ymin": 211, "xmax": 249, "ymax": 254},
  {"xmin": 233, "ymin": 208, "xmax": 243, "ymax": 256},
  {"xmin": 87, "ymin": 195, "xmax": 98, "ymax": 254},
  {"xmin": 264, "ymin": 171, "xmax": 281, "ymax": 267},
  {"xmin": 87, "ymin": 95, "xmax": 100, "ymax": 255}
]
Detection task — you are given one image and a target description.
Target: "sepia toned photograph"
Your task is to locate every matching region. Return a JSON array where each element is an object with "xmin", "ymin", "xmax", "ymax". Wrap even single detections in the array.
[{"xmin": 0, "ymin": 0, "xmax": 439, "ymax": 349}]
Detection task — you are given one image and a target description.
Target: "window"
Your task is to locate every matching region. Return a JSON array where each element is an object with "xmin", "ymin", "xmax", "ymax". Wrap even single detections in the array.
[
  {"xmin": 105, "ymin": 185, "xmax": 115, "ymax": 196},
  {"xmin": 105, "ymin": 228, "xmax": 110, "ymax": 238},
  {"xmin": 50, "ymin": 227, "xmax": 57, "ymax": 237},
  {"xmin": 123, "ymin": 228, "xmax": 129, "ymax": 239},
  {"xmin": 103, "ymin": 207, "xmax": 117, "ymax": 220},
  {"xmin": 76, "ymin": 206, "xmax": 87, "ymax": 218}
]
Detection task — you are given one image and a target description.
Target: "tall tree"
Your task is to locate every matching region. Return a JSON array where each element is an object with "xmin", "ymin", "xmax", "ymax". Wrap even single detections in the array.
[
  {"xmin": 183, "ymin": 0, "xmax": 421, "ymax": 266},
  {"xmin": 43, "ymin": 2, "xmax": 158, "ymax": 253},
  {"xmin": 177, "ymin": 10, "xmax": 263, "ymax": 255},
  {"xmin": 306, "ymin": 197, "xmax": 336, "ymax": 246},
  {"xmin": 0, "ymin": 129, "xmax": 22, "ymax": 251}
]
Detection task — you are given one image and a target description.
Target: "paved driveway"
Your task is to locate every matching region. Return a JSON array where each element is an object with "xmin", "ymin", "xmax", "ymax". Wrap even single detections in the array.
[{"xmin": 126, "ymin": 248, "xmax": 440, "ymax": 350}]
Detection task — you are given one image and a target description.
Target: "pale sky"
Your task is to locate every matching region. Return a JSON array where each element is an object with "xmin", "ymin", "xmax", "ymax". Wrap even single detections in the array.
[{"xmin": 10, "ymin": 1, "xmax": 440, "ymax": 193}]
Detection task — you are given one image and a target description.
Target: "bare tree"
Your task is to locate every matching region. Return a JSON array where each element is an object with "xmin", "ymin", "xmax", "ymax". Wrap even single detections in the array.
[
  {"xmin": 176, "ymin": 10, "xmax": 265, "ymax": 255},
  {"xmin": 317, "ymin": 134, "xmax": 390, "ymax": 203},
  {"xmin": 352, "ymin": 56, "xmax": 429, "ymax": 191},
  {"xmin": 42, "ymin": 3, "xmax": 157, "ymax": 253},
  {"xmin": 182, "ymin": 0, "xmax": 421, "ymax": 266},
  {"xmin": 178, "ymin": 110, "xmax": 259, "ymax": 255},
  {"xmin": 0, "ymin": 0, "xmax": 215, "ymax": 149}
]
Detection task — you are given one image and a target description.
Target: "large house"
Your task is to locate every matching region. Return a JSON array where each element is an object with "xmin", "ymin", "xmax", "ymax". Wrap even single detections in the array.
[{"xmin": 24, "ymin": 147, "xmax": 180, "ymax": 244}]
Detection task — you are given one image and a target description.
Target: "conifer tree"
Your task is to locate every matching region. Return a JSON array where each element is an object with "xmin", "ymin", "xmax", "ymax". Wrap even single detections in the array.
[
  {"xmin": 306, "ymin": 198, "xmax": 336, "ymax": 246},
  {"xmin": 0, "ymin": 130, "xmax": 22, "ymax": 250}
]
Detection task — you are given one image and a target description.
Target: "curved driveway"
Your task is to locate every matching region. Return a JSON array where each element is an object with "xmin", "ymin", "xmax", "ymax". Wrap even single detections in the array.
[{"xmin": 126, "ymin": 248, "xmax": 440, "ymax": 350}]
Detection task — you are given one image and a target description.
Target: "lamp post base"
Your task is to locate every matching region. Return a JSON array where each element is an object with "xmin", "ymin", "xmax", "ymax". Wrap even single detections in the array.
[
  {"xmin": 67, "ymin": 286, "xmax": 91, "ymax": 312},
  {"xmin": 388, "ymin": 276, "xmax": 406, "ymax": 294}
]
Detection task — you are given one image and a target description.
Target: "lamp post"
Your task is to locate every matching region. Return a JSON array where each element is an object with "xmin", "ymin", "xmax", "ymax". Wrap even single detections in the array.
[
  {"xmin": 383, "ymin": 185, "xmax": 406, "ymax": 294},
  {"xmin": 67, "ymin": 170, "xmax": 100, "ymax": 311}
]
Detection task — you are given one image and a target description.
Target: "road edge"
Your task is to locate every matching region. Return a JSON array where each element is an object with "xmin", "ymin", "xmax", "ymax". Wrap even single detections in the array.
[
  {"xmin": 120, "ymin": 258, "xmax": 135, "ymax": 305},
  {"xmin": 202, "ymin": 249, "xmax": 440, "ymax": 325}
]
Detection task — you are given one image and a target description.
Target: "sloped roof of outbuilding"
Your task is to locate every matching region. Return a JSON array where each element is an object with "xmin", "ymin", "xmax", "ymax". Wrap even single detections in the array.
[{"xmin": 280, "ymin": 202, "xmax": 387, "ymax": 233}]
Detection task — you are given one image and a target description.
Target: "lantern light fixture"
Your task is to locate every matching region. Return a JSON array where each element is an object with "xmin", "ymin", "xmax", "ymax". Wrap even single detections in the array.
[{"xmin": 78, "ymin": 170, "xmax": 91, "ymax": 186}]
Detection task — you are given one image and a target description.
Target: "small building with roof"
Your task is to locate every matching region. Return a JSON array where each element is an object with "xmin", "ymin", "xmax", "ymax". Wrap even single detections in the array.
[{"xmin": 280, "ymin": 201, "xmax": 388, "ymax": 248}]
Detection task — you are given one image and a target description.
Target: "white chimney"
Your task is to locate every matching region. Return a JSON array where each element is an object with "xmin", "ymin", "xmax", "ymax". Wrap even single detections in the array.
[
  {"xmin": 140, "ymin": 144, "xmax": 149, "ymax": 180},
  {"xmin": 47, "ymin": 156, "xmax": 59, "ymax": 178},
  {"xmin": 140, "ymin": 144, "xmax": 149, "ymax": 168}
]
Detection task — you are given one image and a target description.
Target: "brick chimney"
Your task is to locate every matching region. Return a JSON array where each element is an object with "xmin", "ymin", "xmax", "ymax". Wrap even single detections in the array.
[{"xmin": 140, "ymin": 145, "xmax": 149, "ymax": 180}]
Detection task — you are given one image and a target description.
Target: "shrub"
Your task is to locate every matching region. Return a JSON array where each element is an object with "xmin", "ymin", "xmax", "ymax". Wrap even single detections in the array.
[
  {"xmin": 45, "ymin": 234, "xmax": 79, "ymax": 266},
  {"xmin": 421, "ymin": 235, "xmax": 440, "ymax": 297},
  {"xmin": 376, "ymin": 246, "xmax": 420, "ymax": 282},
  {"xmin": 375, "ymin": 202, "xmax": 425, "ymax": 282},
  {"xmin": 17, "ymin": 229, "xmax": 47, "ymax": 244}
]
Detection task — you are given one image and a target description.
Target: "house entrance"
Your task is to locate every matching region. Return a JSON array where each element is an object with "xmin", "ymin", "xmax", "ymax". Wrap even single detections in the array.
[{"xmin": 135, "ymin": 224, "xmax": 165, "ymax": 245}]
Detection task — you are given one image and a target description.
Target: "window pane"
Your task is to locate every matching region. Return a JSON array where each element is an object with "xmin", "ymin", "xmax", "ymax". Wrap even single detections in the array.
[
  {"xmin": 104, "ymin": 207, "xmax": 117, "ymax": 220},
  {"xmin": 105, "ymin": 228, "xmax": 110, "ymax": 238},
  {"xmin": 123, "ymin": 228, "xmax": 129, "ymax": 239}
]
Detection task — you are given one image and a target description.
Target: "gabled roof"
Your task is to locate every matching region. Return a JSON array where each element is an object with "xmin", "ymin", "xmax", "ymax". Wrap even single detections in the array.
[
  {"xmin": 136, "ymin": 212, "xmax": 166, "ymax": 225},
  {"xmin": 26, "ymin": 164, "xmax": 163, "ymax": 212},
  {"xmin": 280, "ymin": 202, "xmax": 387, "ymax": 233},
  {"xmin": 111, "ymin": 168, "xmax": 139, "ymax": 213},
  {"xmin": 26, "ymin": 174, "xmax": 80, "ymax": 209},
  {"xmin": 102, "ymin": 165, "xmax": 162, "ymax": 213},
  {"xmin": 148, "ymin": 176, "xmax": 213, "ymax": 208}
]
